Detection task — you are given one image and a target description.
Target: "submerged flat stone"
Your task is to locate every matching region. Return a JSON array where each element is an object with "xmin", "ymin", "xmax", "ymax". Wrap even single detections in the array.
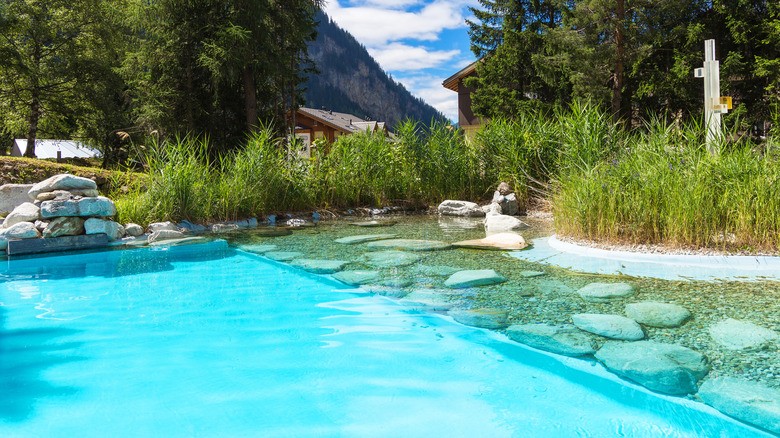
[
  {"xmin": 625, "ymin": 302, "xmax": 691, "ymax": 328},
  {"xmin": 378, "ymin": 278, "xmax": 413, "ymax": 288},
  {"xmin": 415, "ymin": 265, "xmax": 461, "ymax": 277},
  {"xmin": 577, "ymin": 282, "xmax": 635, "ymax": 302},
  {"xmin": 349, "ymin": 220, "xmax": 397, "ymax": 227},
  {"xmin": 572, "ymin": 314, "xmax": 644, "ymax": 340},
  {"xmin": 334, "ymin": 234, "xmax": 398, "ymax": 244},
  {"xmin": 360, "ymin": 285, "xmax": 409, "ymax": 298},
  {"xmin": 518, "ymin": 270, "xmax": 546, "ymax": 278},
  {"xmin": 289, "ymin": 259, "xmax": 349, "ymax": 274},
  {"xmin": 452, "ymin": 232, "xmax": 529, "ymax": 251},
  {"xmin": 149, "ymin": 237, "xmax": 206, "ymax": 247},
  {"xmin": 238, "ymin": 244, "xmax": 278, "ymax": 254},
  {"xmin": 449, "ymin": 308, "xmax": 508, "ymax": 329},
  {"xmin": 401, "ymin": 289, "xmax": 459, "ymax": 311},
  {"xmin": 709, "ymin": 318, "xmax": 779, "ymax": 351},
  {"xmin": 444, "ymin": 269, "xmax": 507, "ymax": 288},
  {"xmin": 333, "ymin": 270, "xmax": 380, "ymax": 286},
  {"xmin": 698, "ymin": 376, "xmax": 780, "ymax": 434},
  {"xmin": 365, "ymin": 239, "xmax": 451, "ymax": 251},
  {"xmin": 594, "ymin": 341, "xmax": 710, "ymax": 395},
  {"xmin": 362, "ymin": 250, "xmax": 420, "ymax": 268},
  {"xmin": 265, "ymin": 251, "xmax": 302, "ymax": 262},
  {"xmin": 253, "ymin": 228, "xmax": 292, "ymax": 237},
  {"xmin": 506, "ymin": 324, "xmax": 597, "ymax": 357}
]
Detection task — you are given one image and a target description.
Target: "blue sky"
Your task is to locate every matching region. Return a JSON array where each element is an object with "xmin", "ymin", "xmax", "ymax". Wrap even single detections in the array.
[{"xmin": 323, "ymin": 0, "xmax": 480, "ymax": 123}]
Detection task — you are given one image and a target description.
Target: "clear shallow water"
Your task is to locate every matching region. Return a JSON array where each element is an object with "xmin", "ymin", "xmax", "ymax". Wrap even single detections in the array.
[{"xmin": 0, "ymin": 241, "xmax": 771, "ymax": 437}]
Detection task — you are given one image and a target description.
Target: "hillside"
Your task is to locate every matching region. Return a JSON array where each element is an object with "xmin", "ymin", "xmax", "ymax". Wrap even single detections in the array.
[{"xmin": 303, "ymin": 11, "xmax": 446, "ymax": 129}]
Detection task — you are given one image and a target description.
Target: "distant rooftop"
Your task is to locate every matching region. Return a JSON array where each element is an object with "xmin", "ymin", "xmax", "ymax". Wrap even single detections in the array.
[
  {"xmin": 12, "ymin": 139, "xmax": 101, "ymax": 159},
  {"xmin": 296, "ymin": 107, "xmax": 389, "ymax": 135}
]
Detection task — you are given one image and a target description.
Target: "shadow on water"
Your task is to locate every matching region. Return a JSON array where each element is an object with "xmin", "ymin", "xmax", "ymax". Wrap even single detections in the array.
[
  {"xmin": 0, "ymin": 305, "xmax": 85, "ymax": 422},
  {"xmin": 0, "ymin": 240, "xmax": 234, "ymax": 283}
]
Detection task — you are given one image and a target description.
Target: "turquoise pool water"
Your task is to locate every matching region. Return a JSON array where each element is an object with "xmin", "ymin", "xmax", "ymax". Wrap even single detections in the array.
[{"xmin": 0, "ymin": 242, "xmax": 770, "ymax": 437}]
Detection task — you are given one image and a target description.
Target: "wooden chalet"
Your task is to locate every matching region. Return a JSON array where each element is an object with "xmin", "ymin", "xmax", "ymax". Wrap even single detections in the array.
[{"xmin": 442, "ymin": 61, "xmax": 487, "ymax": 140}]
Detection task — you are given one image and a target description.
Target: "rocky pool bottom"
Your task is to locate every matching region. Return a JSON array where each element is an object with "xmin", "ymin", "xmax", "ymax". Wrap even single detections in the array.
[{"xmin": 7, "ymin": 213, "xmax": 780, "ymax": 433}]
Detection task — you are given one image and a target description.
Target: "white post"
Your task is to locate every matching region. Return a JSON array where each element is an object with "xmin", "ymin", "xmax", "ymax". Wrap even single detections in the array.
[{"xmin": 695, "ymin": 39, "xmax": 729, "ymax": 154}]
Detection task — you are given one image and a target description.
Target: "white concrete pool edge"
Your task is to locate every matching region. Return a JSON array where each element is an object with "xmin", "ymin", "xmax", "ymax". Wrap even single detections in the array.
[{"xmin": 509, "ymin": 235, "xmax": 780, "ymax": 281}]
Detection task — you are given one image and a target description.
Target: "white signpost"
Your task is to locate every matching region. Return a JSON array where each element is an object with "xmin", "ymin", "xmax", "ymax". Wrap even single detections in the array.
[{"xmin": 694, "ymin": 39, "xmax": 731, "ymax": 153}]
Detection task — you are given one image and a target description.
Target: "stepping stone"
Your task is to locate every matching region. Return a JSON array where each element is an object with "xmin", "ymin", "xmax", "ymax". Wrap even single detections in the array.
[
  {"xmin": 484, "ymin": 213, "xmax": 529, "ymax": 232},
  {"xmin": 625, "ymin": 302, "xmax": 691, "ymax": 328},
  {"xmin": 289, "ymin": 259, "xmax": 349, "ymax": 274},
  {"xmin": 698, "ymin": 376, "xmax": 780, "ymax": 434},
  {"xmin": 415, "ymin": 265, "xmax": 461, "ymax": 277},
  {"xmin": 360, "ymin": 285, "xmax": 409, "ymax": 298},
  {"xmin": 334, "ymin": 234, "xmax": 398, "ymax": 244},
  {"xmin": 595, "ymin": 341, "xmax": 710, "ymax": 395},
  {"xmin": 444, "ymin": 269, "xmax": 507, "ymax": 288},
  {"xmin": 365, "ymin": 239, "xmax": 452, "ymax": 251},
  {"xmin": 518, "ymin": 270, "xmax": 546, "ymax": 278},
  {"xmin": 149, "ymin": 237, "xmax": 206, "ymax": 247},
  {"xmin": 378, "ymin": 278, "xmax": 413, "ymax": 288},
  {"xmin": 333, "ymin": 270, "xmax": 380, "ymax": 285},
  {"xmin": 453, "ymin": 232, "xmax": 529, "ymax": 251},
  {"xmin": 506, "ymin": 324, "xmax": 597, "ymax": 357},
  {"xmin": 449, "ymin": 308, "xmax": 508, "ymax": 329},
  {"xmin": 349, "ymin": 220, "xmax": 397, "ymax": 227},
  {"xmin": 438, "ymin": 200, "xmax": 485, "ymax": 217},
  {"xmin": 577, "ymin": 282, "xmax": 635, "ymax": 302},
  {"xmin": 253, "ymin": 228, "xmax": 292, "ymax": 237},
  {"xmin": 238, "ymin": 244, "xmax": 277, "ymax": 254},
  {"xmin": 265, "ymin": 251, "xmax": 302, "ymax": 262},
  {"xmin": 362, "ymin": 250, "xmax": 420, "ymax": 268},
  {"xmin": 572, "ymin": 314, "xmax": 644, "ymax": 340},
  {"xmin": 709, "ymin": 318, "xmax": 779, "ymax": 351},
  {"xmin": 401, "ymin": 289, "xmax": 459, "ymax": 311}
]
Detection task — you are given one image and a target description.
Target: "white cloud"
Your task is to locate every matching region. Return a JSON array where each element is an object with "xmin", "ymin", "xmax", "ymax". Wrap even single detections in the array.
[
  {"xmin": 325, "ymin": 0, "xmax": 467, "ymax": 46},
  {"xmin": 368, "ymin": 43, "xmax": 459, "ymax": 71},
  {"xmin": 396, "ymin": 74, "xmax": 459, "ymax": 122}
]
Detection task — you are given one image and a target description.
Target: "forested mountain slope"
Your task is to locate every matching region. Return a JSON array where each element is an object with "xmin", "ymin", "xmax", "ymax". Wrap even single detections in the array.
[{"xmin": 303, "ymin": 12, "xmax": 446, "ymax": 129}]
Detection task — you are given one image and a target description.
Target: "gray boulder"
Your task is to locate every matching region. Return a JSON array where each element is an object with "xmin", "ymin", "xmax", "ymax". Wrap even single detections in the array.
[
  {"xmin": 449, "ymin": 308, "xmax": 508, "ymax": 329},
  {"xmin": 148, "ymin": 221, "xmax": 180, "ymax": 233},
  {"xmin": 42, "ymin": 217, "xmax": 85, "ymax": 238},
  {"xmin": 0, "ymin": 221, "xmax": 41, "ymax": 249},
  {"xmin": 0, "ymin": 183, "xmax": 34, "ymax": 215},
  {"xmin": 484, "ymin": 212, "xmax": 528, "ymax": 232},
  {"xmin": 34, "ymin": 220, "xmax": 48, "ymax": 232},
  {"xmin": 2, "ymin": 202, "xmax": 40, "ymax": 228},
  {"xmin": 506, "ymin": 324, "xmax": 597, "ymax": 357},
  {"xmin": 124, "ymin": 223, "xmax": 144, "ymax": 237},
  {"xmin": 148, "ymin": 229, "xmax": 186, "ymax": 243},
  {"xmin": 572, "ymin": 314, "xmax": 644, "ymax": 340},
  {"xmin": 444, "ymin": 269, "xmax": 507, "ymax": 288},
  {"xmin": 438, "ymin": 200, "xmax": 485, "ymax": 217},
  {"xmin": 481, "ymin": 202, "xmax": 502, "ymax": 215},
  {"xmin": 709, "ymin": 318, "xmax": 779, "ymax": 351},
  {"xmin": 577, "ymin": 282, "xmax": 635, "ymax": 302},
  {"xmin": 211, "ymin": 223, "xmax": 239, "ymax": 233},
  {"xmin": 77, "ymin": 196, "xmax": 117, "ymax": 217},
  {"xmin": 595, "ymin": 341, "xmax": 710, "ymax": 395},
  {"xmin": 625, "ymin": 302, "xmax": 691, "ymax": 328},
  {"xmin": 28, "ymin": 174, "xmax": 97, "ymax": 200},
  {"xmin": 698, "ymin": 376, "xmax": 780, "ymax": 434},
  {"xmin": 84, "ymin": 218, "xmax": 124, "ymax": 241},
  {"xmin": 492, "ymin": 191, "xmax": 518, "ymax": 215}
]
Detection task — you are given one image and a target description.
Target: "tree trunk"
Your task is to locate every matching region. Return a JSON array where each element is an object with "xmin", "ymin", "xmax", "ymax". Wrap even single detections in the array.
[
  {"xmin": 243, "ymin": 66, "xmax": 258, "ymax": 132},
  {"xmin": 24, "ymin": 96, "xmax": 40, "ymax": 158},
  {"xmin": 612, "ymin": 0, "xmax": 625, "ymax": 124}
]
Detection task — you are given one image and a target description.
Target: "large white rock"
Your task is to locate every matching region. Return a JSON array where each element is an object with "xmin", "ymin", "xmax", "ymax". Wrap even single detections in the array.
[
  {"xmin": 85, "ymin": 218, "xmax": 125, "ymax": 241},
  {"xmin": 625, "ymin": 302, "xmax": 691, "ymax": 328},
  {"xmin": 148, "ymin": 221, "xmax": 179, "ymax": 233},
  {"xmin": 2, "ymin": 202, "xmax": 40, "ymax": 228},
  {"xmin": 709, "ymin": 318, "xmax": 779, "ymax": 351},
  {"xmin": 124, "ymin": 223, "xmax": 144, "ymax": 237},
  {"xmin": 148, "ymin": 229, "xmax": 186, "ymax": 242},
  {"xmin": 0, "ymin": 221, "xmax": 41, "ymax": 249},
  {"xmin": 453, "ymin": 232, "xmax": 528, "ymax": 250},
  {"xmin": 28, "ymin": 174, "xmax": 97, "ymax": 200},
  {"xmin": 0, "ymin": 184, "xmax": 34, "ymax": 215},
  {"xmin": 40, "ymin": 196, "xmax": 116, "ymax": 218},
  {"xmin": 484, "ymin": 212, "xmax": 528, "ymax": 232},
  {"xmin": 438, "ymin": 200, "xmax": 485, "ymax": 217}
]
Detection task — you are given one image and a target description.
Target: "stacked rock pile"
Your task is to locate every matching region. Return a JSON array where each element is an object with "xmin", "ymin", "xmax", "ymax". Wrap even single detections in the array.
[
  {"xmin": 437, "ymin": 181, "xmax": 528, "ymax": 233},
  {"xmin": 0, "ymin": 174, "xmax": 126, "ymax": 250}
]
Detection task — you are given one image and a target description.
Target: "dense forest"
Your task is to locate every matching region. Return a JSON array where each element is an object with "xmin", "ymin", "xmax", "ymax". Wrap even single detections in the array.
[
  {"xmin": 467, "ymin": 0, "xmax": 780, "ymax": 134},
  {"xmin": 303, "ymin": 11, "xmax": 446, "ymax": 129},
  {"xmin": 0, "ymin": 0, "xmax": 322, "ymax": 161}
]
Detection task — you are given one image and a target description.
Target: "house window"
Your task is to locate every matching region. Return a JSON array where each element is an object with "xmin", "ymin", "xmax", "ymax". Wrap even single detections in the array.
[{"xmin": 314, "ymin": 131, "xmax": 325, "ymax": 140}]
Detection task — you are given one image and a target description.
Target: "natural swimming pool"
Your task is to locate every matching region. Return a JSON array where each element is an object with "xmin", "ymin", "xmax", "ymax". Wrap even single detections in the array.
[{"xmin": 0, "ymin": 216, "xmax": 777, "ymax": 436}]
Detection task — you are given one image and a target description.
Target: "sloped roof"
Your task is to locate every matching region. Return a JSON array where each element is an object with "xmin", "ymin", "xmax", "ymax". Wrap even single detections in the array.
[
  {"xmin": 13, "ymin": 139, "xmax": 101, "ymax": 159},
  {"xmin": 296, "ymin": 107, "xmax": 389, "ymax": 135},
  {"xmin": 442, "ymin": 61, "xmax": 478, "ymax": 92}
]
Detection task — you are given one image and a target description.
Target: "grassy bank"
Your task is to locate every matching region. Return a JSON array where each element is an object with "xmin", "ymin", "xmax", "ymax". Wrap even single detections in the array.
[{"xmin": 115, "ymin": 105, "xmax": 780, "ymax": 252}]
